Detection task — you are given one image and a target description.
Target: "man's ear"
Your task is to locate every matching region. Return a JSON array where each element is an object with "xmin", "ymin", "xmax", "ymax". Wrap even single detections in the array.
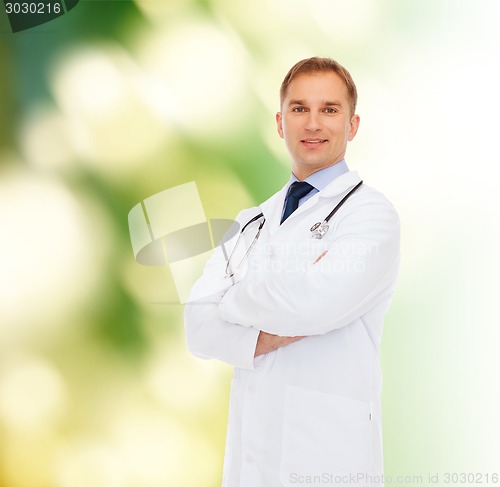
[
  {"xmin": 276, "ymin": 112, "xmax": 284, "ymax": 139},
  {"xmin": 348, "ymin": 114, "xmax": 360, "ymax": 141}
]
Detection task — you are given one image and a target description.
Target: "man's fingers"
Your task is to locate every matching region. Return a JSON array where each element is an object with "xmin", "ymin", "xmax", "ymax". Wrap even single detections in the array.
[{"xmin": 254, "ymin": 332, "xmax": 305, "ymax": 357}]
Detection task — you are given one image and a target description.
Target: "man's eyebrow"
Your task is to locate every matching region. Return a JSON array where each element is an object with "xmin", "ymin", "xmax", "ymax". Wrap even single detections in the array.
[
  {"xmin": 287, "ymin": 99, "xmax": 343, "ymax": 106},
  {"xmin": 288, "ymin": 99, "xmax": 306, "ymax": 105},
  {"xmin": 324, "ymin": 100, "xmax": 343, "ymax": 106}
]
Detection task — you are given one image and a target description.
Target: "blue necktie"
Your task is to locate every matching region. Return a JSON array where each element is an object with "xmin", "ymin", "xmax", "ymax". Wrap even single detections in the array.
[{"xmin": 280, "ymin": 181, "xmax": 314, "ymax": 224}]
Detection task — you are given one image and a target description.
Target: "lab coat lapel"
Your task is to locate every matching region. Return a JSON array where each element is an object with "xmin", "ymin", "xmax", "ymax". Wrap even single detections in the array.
[
  {"xmin": 258, "ymin": 183, "xmax": 289, "ymax": 236},
  {"xmin": 315, "ymin": 170, "xmax": 361, "ymax": 199}
]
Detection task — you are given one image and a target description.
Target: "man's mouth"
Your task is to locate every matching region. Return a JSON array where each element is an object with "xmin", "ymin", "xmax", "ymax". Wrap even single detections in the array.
[{"xmin": 301, "ymin": 139, "xmax": 328, "ymax": 145}]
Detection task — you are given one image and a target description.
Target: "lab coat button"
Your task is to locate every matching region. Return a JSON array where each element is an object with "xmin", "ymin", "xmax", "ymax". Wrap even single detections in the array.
[
  {"xmin": 248, "ymin": 384, "xmax": 256, "ymax": 393},
  {"xmin": 246, "ymin": 454, "xmax": 254, "ymax": 463}
]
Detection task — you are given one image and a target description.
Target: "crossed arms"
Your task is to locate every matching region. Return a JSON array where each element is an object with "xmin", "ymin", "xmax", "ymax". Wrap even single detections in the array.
[{"xmin": 184, "ymin": 198, "xmax": 400, "ymax": 370}]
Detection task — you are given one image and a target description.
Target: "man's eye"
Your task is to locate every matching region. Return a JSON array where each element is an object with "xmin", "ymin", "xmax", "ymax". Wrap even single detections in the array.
[
  {"xmin": 324, "ymin": 108, "xmax": 337, "ymax": 114},
  {"xmin": 292, "ymin": 107, "xmax": 306, "ymax": 112}
]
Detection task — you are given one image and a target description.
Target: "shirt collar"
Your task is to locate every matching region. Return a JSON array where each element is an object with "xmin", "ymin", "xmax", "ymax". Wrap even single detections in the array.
[{"xmin": 289, "ymin": 159, "xmax": 350, "ymax": 191}]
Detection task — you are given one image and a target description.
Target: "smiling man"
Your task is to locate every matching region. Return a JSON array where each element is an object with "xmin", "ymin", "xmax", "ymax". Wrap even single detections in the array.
[
  {"xmin": 276, "ymin": 63, "xmax": 359, "ymax": 181},
  {"xmin": 184, "ymin": 57, "xmax": 401, "ymax": 487}
]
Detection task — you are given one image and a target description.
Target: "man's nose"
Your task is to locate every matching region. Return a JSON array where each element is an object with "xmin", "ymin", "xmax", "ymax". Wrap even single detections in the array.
[{"xmin": 304, "ymin": 112, "xmax": 321, "ymax": 131}]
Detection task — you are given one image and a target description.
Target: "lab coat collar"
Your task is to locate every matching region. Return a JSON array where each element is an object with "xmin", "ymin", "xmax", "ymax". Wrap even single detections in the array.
[{"xmin": 259, "ymin": 171, "xmax": 362, "ymax": 235}]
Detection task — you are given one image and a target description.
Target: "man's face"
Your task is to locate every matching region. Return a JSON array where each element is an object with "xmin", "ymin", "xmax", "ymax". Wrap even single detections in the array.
[{"xmin": 276, "ymin": 72, "xmax": 360, "ymax": 181}]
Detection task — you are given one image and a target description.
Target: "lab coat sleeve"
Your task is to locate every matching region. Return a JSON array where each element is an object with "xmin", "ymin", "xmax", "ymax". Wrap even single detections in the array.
[
  {"xmin": 218, "ymin": 194, "xmax": 400, "ymax": 336},
  {"xmin": 183, "ymin": 211, "xmax": 261, "ymax": 370}
]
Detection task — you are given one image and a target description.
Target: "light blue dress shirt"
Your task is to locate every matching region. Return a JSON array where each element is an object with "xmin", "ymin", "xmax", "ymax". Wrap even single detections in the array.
[{"xmin": 281, "ymin": 159, "xmax": 349, "ymax": 221}]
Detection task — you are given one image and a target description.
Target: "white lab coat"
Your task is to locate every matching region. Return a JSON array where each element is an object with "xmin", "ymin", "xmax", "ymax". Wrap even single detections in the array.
[{"xmin": 184, "ymin": 170, "xmax": 400, "ymax": 487}]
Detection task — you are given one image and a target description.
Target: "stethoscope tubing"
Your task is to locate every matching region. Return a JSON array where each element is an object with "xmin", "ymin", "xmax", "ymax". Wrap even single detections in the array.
[
  {"xmin": 321, "ymin": 180, "xmax": 363, "ymax": 224},
  {"xmin": 241, "ymin": 212, "xmax": 264, "ymax": 233},
  {"xmin": 225, "ymin": 180, "xmax": 363, "ymax": 278}
]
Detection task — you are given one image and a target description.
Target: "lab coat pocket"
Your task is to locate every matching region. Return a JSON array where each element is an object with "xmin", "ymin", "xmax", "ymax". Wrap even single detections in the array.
[{"xmin": 280, "ymin": 385, "xmax": 372, "ymax": 486}]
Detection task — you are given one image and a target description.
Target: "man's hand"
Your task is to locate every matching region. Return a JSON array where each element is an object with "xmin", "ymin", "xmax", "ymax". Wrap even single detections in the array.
[{"xmin": 254, "ymin": 331, "xmax": 303, "ymax": 357}]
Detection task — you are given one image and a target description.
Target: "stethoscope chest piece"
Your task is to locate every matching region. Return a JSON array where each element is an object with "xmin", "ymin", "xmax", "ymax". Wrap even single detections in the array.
[{"xmin": 311, "ymin": 222, "xmax": 329, "ymax": 239}]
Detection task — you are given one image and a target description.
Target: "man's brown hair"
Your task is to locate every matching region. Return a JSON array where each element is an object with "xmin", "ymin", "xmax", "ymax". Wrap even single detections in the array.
[{"xmin": 280, "ymin": 57, "xmax": 358, "ymax": 116}]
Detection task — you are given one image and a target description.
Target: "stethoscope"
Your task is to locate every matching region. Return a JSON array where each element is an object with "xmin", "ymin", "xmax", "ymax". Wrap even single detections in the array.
[{"xmin": 224, "ymin": 181, "xmax": 363, "ymax": 279}]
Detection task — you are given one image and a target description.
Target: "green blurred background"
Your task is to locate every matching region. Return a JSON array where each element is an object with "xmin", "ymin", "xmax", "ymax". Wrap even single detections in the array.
[{"xmin": 1, "ymin": 1, "xmax": 499, "ymax": 486}]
